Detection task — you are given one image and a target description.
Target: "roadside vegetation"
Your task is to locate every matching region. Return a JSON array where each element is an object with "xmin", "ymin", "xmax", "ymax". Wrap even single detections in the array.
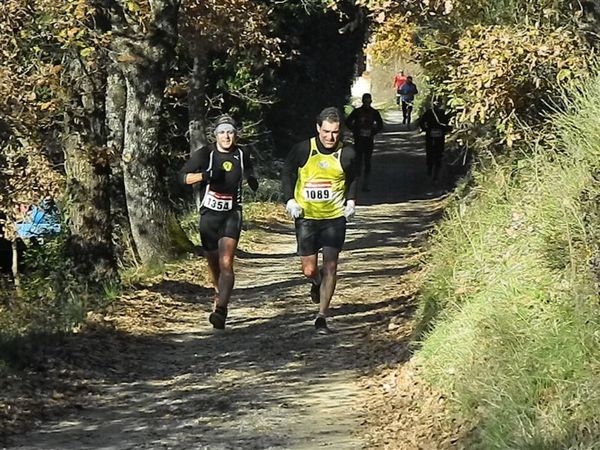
[
  {"xmin": 417, "ymin": 73, "xmax": 600, "ymax": 448},
  {"xmin": 362, "ymin": 0, "xmax": 600, "ymax": 448},
  {"xmin": 3, "ymin": 0, "xmax": 600, "ymax": 446}
]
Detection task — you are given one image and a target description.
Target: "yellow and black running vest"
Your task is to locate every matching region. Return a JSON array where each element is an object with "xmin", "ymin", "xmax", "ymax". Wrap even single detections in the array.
[{"xmin": 294, "ymin": 138, "xmax": 346, "ymax": 220}]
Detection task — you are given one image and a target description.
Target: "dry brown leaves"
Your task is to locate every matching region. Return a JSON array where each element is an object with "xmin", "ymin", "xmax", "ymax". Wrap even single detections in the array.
[
  {"xmin": 356, "ymin": 273, "xmax": 475, "ymax": 449},
  {"xmin": 0, "ymin": 257, "xmax": 213, "ymax": 444}
]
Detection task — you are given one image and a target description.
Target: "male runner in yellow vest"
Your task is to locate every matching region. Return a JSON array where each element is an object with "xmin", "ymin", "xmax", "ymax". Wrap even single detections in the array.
[{"xmin": 281, "ymin": 107, "xmax": 358, "ymax": 334}]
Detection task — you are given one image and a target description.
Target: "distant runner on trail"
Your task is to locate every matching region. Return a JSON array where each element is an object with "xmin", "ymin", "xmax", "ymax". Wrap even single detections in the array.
[
  {"xmin": 393, "ymin": 71, "xmax": 407, "ymax": 107},
  {"xmin": 417, "ymin": 99, "xmax": 453, "ymax": 182},
  {"xmin": 179, "ymin": 114, "xmax": 259, "ymax": 329},
  {"xmin": 398, "ymin": 76, "xmax": 419, "ymax": 125},
  {"xmin": 346, "ymin": 93, "xmax": 384, "ymax": 192},
  {"xmin": 281, "ymin": 107, "xmax": 358, "ymax": 334}
]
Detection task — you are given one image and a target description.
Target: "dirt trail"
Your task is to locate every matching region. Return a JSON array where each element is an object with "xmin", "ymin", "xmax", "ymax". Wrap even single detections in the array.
[{"xmin": 5, "ymin": 111, "xmax": 446, "ymax": 450}]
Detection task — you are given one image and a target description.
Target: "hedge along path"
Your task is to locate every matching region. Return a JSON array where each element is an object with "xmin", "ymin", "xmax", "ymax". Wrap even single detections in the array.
[{"xmin": 6, "ymin": 111, "xmax": 446, "ymax": 450}]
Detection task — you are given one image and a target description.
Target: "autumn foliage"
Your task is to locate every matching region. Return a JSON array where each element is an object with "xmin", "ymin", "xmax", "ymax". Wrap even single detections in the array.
[{"xmin": 362, "ymin": 0, "xmax": 598, "ymax": 149}]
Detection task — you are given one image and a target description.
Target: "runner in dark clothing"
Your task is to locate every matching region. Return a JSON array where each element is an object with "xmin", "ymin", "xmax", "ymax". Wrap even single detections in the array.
[
  {"xmin": 398, "ymin": 76, "xmax": 418, "ymax": 125},
  {"xmin": 179, "ymin": 114, "xmax": 259, "ymax": 329},
  {"xmin": 346, "ymin": 93, "xmax": 384, "ymax": 191},
  {"xmin": 417, "ymin": 101, "xmax": 452, "ymax": 181},
  {"xmin": 281, "ymin": 107, "xmax": 358, "ymax": 334}
]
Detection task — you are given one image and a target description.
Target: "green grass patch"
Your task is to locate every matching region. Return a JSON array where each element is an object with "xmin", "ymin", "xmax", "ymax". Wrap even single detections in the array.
[{"xmin": 414, "ymin": 71, "xmax": 600, "ymax": 448}]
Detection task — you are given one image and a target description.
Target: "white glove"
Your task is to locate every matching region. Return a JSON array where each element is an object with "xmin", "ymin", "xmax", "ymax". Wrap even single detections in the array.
[
  {"xmin": 344, "ymin": 199, "xmax": 356, "ymax": 220},
  {"xmin": 286, "ymin": 199, "xmax": 303, "ymax": 219}
]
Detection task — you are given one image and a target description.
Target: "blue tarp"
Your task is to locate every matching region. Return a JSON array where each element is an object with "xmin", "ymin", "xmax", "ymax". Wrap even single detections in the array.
[{"xmin": 15, "ymin": 201, "xmax": 61, "ymax": 239}]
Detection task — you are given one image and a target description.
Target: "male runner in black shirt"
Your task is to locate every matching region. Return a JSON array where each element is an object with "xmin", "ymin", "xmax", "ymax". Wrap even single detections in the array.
[{"xmin": 346, "ymin": 93, "xmax": 384, "ymax": 191}]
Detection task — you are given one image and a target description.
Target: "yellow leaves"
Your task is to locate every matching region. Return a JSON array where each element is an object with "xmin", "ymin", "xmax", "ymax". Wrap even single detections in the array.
[
  {"xmin": 368, "ymin": 13, "xmax": 416, "ymax": 61},
  {"xmin": 537, "ymin": 44, "xmax": 549, "ymax": 56},
  {"xmin": 39, "ymin": 101, "xmax": 54, "ymax": 111},
  {"xmin": 556, "ymin": 68, "xmax": 572, "ymax": 82},
  {"xmin": 73, "ymin": 0, "xmax": 92, "ymax": 20},
  {"xmin": 116, "ymin": 53, "xmax": 143, "ymax": 64},
  {"xmin": 181, "ymin": 0, "xmax": 281, "ymax": 62},
  {"xmin": 67, "ymin": 27, "xmax": 81, "ymax": 38},
  {"xmin": 80, "ymin": 47, "xmax": 95, "ymax": 58},
  {"xmin": 126, "ymin": 1, "xmax": 140, "ymax": 13},
  {"xmin": 440, "ymin": 22, "xmax": 593, "ymax": 148}
]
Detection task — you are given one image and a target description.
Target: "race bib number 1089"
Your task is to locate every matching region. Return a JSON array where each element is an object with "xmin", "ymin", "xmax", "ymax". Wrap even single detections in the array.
[{"xmin": 303, "ymin": 181, "xmax": 333, "ymax": 202}]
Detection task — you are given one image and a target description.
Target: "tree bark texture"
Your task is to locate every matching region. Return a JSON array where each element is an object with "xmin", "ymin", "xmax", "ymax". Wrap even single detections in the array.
[
  {"xmin": 188, "ymin": 40, "xmax": 209, "ymax": 210},
  {"xmin": 189, "ymin": 41, "xmax": 209, "ymax": 153},
  {"xmin": 63, "ymin": 58, "xmax": 116, "ymax": 280},
  {"xmin": 111, "ymin": 0, "xmax": 189, "ymax": 264},
  {"xmin": 106, "ymin": 65, "xmax": 127, "ymax": 218}
]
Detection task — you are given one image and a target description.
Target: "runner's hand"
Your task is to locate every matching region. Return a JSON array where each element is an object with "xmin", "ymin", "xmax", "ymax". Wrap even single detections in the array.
[
  {"xmin": 201, "ymin": 169, "xmax": 214, "ymax": 183},
  {"xmin": 344, "ymin": 200, "xmax": 356, "ymax": 220},
  {"xmin": 247, "ymin": 176, "xmax": 259, "ymax": 192},
  {"xmin": 285, "ymin": 199, "xmax": 303, "ymax": 219}
]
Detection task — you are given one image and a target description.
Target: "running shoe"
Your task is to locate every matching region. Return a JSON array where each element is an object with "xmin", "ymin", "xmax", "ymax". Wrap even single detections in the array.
[
  {"xmin": 314, "ymin": 316, "xmax": 332, "ymax": 335},
  {"xmin": 209, "ymin": 305, "xmax": 228, "ymax": 329}
]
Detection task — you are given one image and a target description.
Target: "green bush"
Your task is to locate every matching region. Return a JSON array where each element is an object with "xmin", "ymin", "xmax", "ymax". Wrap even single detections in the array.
[{"xmin": 0, "ymin": 235, "xmax": 119, "ymax": 370}]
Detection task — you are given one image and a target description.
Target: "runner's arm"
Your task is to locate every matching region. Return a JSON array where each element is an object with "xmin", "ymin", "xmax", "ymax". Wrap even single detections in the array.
[
  {"xmin": 341, "ymin": 145, "xmax": 358, "ymax": 200},
  {"xmin": 345, "ymin": 109, "xmax": 357, "ymax": 132},
  {"xmin": 178, "ymin": 147, "xmax": 210, "ymax": 185},
  {"xmin": 281, "ymin": 142, "xmax": 309, "ymax": 201},
  {"xmin": 374, "ymin": 110, "xmax": 384, "ymax": 134},
  {"xmin": 243, "ymin": 148, "xmax": 259, "ymax": 192}
]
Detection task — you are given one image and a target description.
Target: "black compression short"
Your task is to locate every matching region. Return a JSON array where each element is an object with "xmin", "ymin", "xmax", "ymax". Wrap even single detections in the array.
[
  {"xmin": 295, "ymin": 216, "xmax": 346, "ymax": 256},
  {"xmin": 199, "ymin": 208, "xmax": 242, "ymax": 251}
]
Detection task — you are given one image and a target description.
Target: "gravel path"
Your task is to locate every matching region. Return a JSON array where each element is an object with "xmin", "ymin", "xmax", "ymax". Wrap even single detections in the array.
[{"xmin": 5, "ymin": 112, "xmax": 446, "ymax": 450}]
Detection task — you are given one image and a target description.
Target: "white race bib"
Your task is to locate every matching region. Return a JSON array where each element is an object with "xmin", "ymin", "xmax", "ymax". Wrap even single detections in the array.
[
  {"xmin": 203, "ymin": 190, "xmax": 233, "ymax": 211},
  {"xmin": 430, "ymin": 129, "xmax": 444, "ymax": 137},
  {"xmin": 303, "ymin": 181, "xmax": 333, "ymax": 202}
]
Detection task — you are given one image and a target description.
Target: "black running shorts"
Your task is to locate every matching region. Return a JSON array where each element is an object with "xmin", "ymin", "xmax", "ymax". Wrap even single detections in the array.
[
  {"xmin": 295, "ymin": 216, "xmax": 346, "ymax": 256},
  {"xmin": 199, "ymin": 208, "xmax": 242, "ymax": 251}
]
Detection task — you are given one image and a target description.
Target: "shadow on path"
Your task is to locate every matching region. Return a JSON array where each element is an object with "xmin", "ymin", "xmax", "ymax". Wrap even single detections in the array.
[{"xmin": 4, "ymin": 109, "xmax": 448, "ymax": 450}]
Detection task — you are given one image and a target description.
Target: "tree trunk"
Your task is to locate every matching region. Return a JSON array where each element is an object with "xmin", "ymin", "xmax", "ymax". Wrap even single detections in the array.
[
  {"xmin": 112, "ymin": 0, "xmax": 192, "ymax": 264},
  {"xmin": 63, "ymin": 59, "xmax": 117, "ymax": 281},
  {"xmin": 105, "ymin": 63, "xmax": 135, "ymax": 262},
  {"xmin": 188, "ymin": 40, "xmax": 210, "ymax": 210},
  {"xmin": 106, "ymin": 64, "xmax": 127, "ymax": 219},
  {"xmin": 189, "ymin": 41, "xmax": 209, "ymax": 152},
  {"xmin": 121, "ymin": 67, "xmax": 183, "ymax": 263},
  {"xmin": 11, "ymin": 239, "xmax": 20, "ymax": 288}
]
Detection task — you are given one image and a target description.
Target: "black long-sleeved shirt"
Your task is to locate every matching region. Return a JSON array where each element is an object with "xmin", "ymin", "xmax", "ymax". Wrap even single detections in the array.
[
  {"xmin": 281, "ymin": 137, "xmax": 357, "ymax": 203},
  {"xmin": 417, "ymin": 107, "xmax": 452, "ymax": 136},
  {"xmin": 346, "ymin": 106, "xmax": 384, "ymax": 140},
  {"xmin": 178, "ymin": 144, "xmax": 257, "ymax": 208}
]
